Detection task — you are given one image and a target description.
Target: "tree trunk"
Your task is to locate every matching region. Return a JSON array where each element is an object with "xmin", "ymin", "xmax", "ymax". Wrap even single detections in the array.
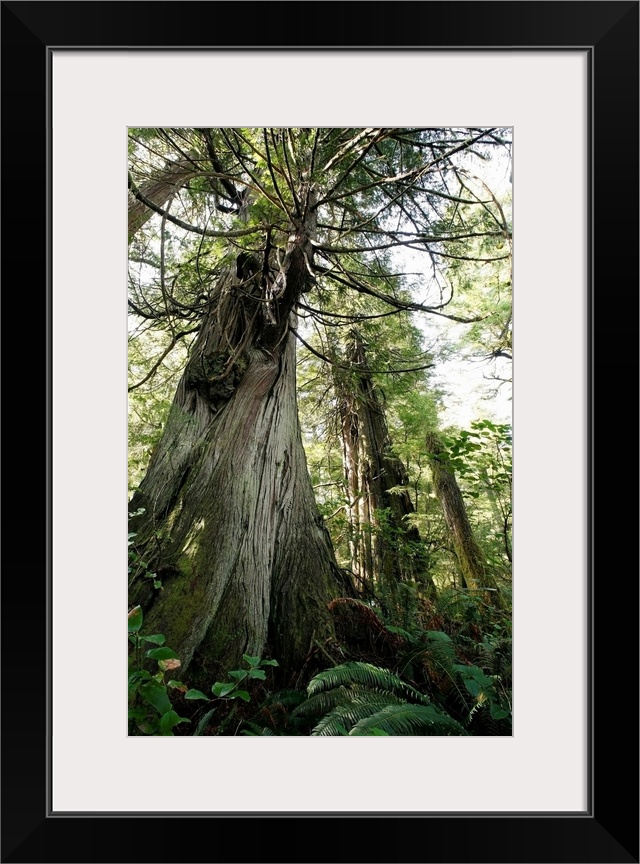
[
  {"xmin": 425, "ymin": 432, "xmax": 503, "ymax": 607},
  {"xmin": 334, "ymin": 330, "xmax": 436, "ymax": 607},
  {"xmin": 129, "ymin": 202, "xmax": 351, "ymax": 684}
]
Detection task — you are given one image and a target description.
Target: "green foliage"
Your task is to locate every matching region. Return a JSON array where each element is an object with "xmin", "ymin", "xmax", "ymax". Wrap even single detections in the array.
[
  {"xmin": 185, "ymin": 655, "xmax": 280, "ymax": 709},
  {"xmin": 240, "ymin": 725, "xmax": 278, "ymax": 736},
  {"xmin": 240, "ymin": 689, "xmax": 310, "ymax": 736},
  {"xmin": 350, "ymin": 703, "xmax": 467, "ymax": 736},
  {"xmin": 378, "ymin": 585, "xmax": 512, "ymax": 734},
  {"xmin": 128, "ymin": 606, "xmax": 188, "ymax": 736},
  {"xmin": 306, "ymin": 661, "xmax": 429, "ymax": 704},
  {"xmin": 128, "ymin": 607, "xmax": 279, "ymax": 736},
  {"xmin": 437, "ymin": 421, "xmax": 512, "ymax": 489},
  {"xmin": 295, "ymin": 683, "xmax": 406, "ymax": 721},
  {"xmin": 453, "ymin": 663, "xmax": 511, "ymax": 722},
  {"xmin": 310, "ymin": 694, "xmax": 409, "ymax": 736},
  {"xmin": 434, "ymin": 185, "xmax": 512, "ymax": 378},
  {"xmin": 296, "ymin": 661, "xmax": 467, "ymax": 736},
  {"xmin": 127, "ymin": 601, "xmax": 510, "ymax": 736},
  {"xmin": 423, "ymin": 420, "xmax": 512, "ymax": 588}
]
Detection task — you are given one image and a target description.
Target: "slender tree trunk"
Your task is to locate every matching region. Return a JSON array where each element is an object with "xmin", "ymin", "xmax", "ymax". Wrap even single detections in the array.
[
  {"xmin": 425, "ymin": 432, "xmax": 503, "ymax": 607},
  {"xmin": 339, "ymin": 402, "xmax": 372, "ymax": 594},
  {"xmin": 333, "ymin": 330, "xmax": 436, "ymax": 606},
  {"xmin": 129, "ymin": 194, "xmax": 352, "ymax": 683}
]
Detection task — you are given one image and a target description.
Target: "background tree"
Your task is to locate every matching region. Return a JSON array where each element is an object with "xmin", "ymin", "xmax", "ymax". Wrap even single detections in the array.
[{"xmin": 425, "ymin": 430, "xmax": 502, "ymax": 605}]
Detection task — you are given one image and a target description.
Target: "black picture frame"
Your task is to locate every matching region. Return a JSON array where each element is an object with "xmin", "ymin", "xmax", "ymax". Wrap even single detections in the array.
[{"xmin": 2, "ymin": 2, "xmax": 637, "ymax": 862}]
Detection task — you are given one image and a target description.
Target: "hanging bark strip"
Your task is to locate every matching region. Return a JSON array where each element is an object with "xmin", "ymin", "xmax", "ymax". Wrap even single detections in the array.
[{"xmin": 128, "ymin": 158, "xmax": 202, "ymax": 241}]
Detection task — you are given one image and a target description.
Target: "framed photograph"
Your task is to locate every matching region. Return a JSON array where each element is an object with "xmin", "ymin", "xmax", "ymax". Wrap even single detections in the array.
[{"xmin": 2, "ymin": 2, "xmax": 637, "ymax": 862}]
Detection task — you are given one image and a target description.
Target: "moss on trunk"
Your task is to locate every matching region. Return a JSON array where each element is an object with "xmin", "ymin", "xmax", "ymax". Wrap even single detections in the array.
[{"xmin": 426, "ymin": 432, "xmax": 503, "ymax": 608}]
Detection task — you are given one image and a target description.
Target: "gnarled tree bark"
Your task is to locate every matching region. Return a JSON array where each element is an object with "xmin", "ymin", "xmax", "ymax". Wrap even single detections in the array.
[{"xmin": 129, "ymin": 192, "xmax": 352, "ymax": 684}]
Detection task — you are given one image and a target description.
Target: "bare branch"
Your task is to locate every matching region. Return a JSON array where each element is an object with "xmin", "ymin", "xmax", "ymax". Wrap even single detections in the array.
[
  {"xmin": 128, "ymin": 329, "xmax": 198, "ymax": 392},
  {"xmin": 291, "ymin": 327, "xmax": 434, "ymax": 375}
]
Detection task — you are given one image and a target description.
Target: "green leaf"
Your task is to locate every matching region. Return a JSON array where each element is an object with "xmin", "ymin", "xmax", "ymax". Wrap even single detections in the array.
[
  {"xmin": 490, "ymin": 704, "xmax": 510, "ymax": 720},
  {"xmin": 185, "ymin": 689, "xmax": 211, "ymax": 701},
  {"xmin": 248, "ymin": 668, "xmax": 266, "ymax": 680},
  {"xmin": 153, "ymin": 580, "xmax": 163, "ymax": 589},
  {"xmin": 427, "ymin": 630, "xmax": 453, "ymax": 643},
  {"xmin": 228, "ymin": 670, "xmax": 248, "ymax": 681},
  {"xmin": 463, "ymin": 679, "xmax": 481, "ymax": 697},
  {"xmin": 128, "ymin": 708, "xmax": 148, "ymax": 720},
  {"xmin": 145, "ymin": 646, "xmax": 180, "ymax": 661},
  {"xmin": 229, "ymin": 690, "xmax": 250, "ymax": 702},
  {"xmin": 139, "ymin": 680, "xmax": 172, "ymax": 716},
  {"xmin": 127, "ymin": 606, "xmax": 143, "ymax": 632},
  {"xmin": 160, "ymin": 710, "xmax": 189, "ymax": 732},
  {"xmin": 128, "ymin": 669, "xmax": 152, "ymax": 687},
  {"xmin": 167, "ymin": 680, "xmax": 188, "ymax": 693},
  {"xmin": 212, "ymin": 682, "xmax": 236, "ymax": 697},
  {"xmin": 260, "ymin": 659, "xmax": 279, "ymax": 667},
  {"xmin": 142, "ymin": 634, "xmax": 166, "ymax": 645},
  {"xmin": 242, "ymin": 654, "xmax": 261, "ymax": 667},
  {"xmin": 459, "ymin": 665, "xmax": 494, "ymax": 688}
]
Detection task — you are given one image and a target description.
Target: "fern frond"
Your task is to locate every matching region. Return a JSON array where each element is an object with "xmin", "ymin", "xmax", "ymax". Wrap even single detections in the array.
[
  {"xmin": 241, "ymin": 724, "xmax": 278, "ymax": 736},
  {"xmin": 193, "ymin": 707, "xmax": 216, "ymax": 736},
  {"xmin": 295, "ymin": 684, "xmax": 413, "ymax": 719},
  {"xmin": 425, "ymin": 630, "xmax": 458, "ymax": 665},
  {"xmin": 397, "ymin": 630, "xmax": 474, "ymax": 717},
  {"xmin": 293, "ymin": 685, "xmax": 354, "ymax": 718},
  {"xmin": 386, "ymin": 625, "xmax": 417, "ymax": 644},
  {"xmin": 349, "ymin": 704, "xmax": 468, "ymax": 736},
  {"xmin": 311, "ymin": 693, "xmax": 408, "ymax": 736},
  {"xmin": 307, "ymin": 662, "xmax": 429, "ymax": 705}
]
